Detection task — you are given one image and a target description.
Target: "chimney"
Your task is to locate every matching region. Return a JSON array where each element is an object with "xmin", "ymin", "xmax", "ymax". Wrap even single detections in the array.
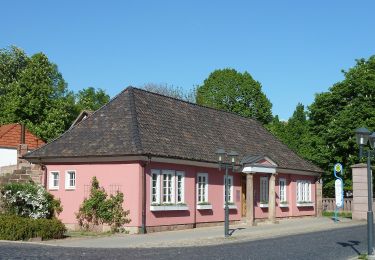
[
  {"xmin": 21, "ymin": 123, "xmax": 26, "ymax": 144},
  {"xmin": 17, "ymin": 123, "xmax": 28, "ymax": 169}
]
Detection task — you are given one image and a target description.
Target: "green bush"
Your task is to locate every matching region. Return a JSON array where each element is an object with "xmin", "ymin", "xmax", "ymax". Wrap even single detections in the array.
[
  {"xmin": 76, "ymin": 177, "xmax": 131, "ymax": 232},
  {"xmin": 0, "ymin": 182, "xmax": 62, "ymax": 219},
  {"xmin": 0, "ymin": 214, "xmax": 66, "ymax": 240}
]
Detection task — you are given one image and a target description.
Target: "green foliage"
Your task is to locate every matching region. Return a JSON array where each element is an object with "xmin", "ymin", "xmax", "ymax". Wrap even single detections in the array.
[
  {"xmin": 268, "ymin": 56, "xmax": 375, "ymax": 196},
  {"xmin": 0, "ymin": 182, "xmax": 62, "ymax": 219},
  {"xmin": 75, "ymin": 87, "xmax": 110, "ymax": 112},
  {"xmin": 76, "ymin": 177, "xmax": 131, "ymax": 233},
  {"xmin": 307, "ymin": 56, "xmax": 375, "ymax": 196},
  {"xmin": 196, "ymin": 68, "xmax": 273, "ymax": 124},
  {"xmin": 0, "ymin": 214, "xmax": 66, "ymax": 240},
  {"xmin": 322, "ymin": 211, "xmax": 352, "ymax": 219},
  {"xmin": 0, "ymin": 46, "xmax": 110, "ymax": 142}
]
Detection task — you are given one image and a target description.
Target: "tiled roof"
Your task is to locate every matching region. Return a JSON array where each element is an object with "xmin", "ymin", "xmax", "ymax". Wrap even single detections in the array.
[
  {"xmin": 25, "ymin": 87, "xmax": 322, "ymax": 173},
  {"xmin": 0, "ymin": 123, "xmax": 45, "ymax": 149}
]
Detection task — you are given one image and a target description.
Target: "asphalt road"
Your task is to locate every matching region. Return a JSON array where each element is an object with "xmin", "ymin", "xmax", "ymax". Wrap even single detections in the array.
[{"xmin": 0, "ymin": 225, "xmax": 368, "ymax": 260}]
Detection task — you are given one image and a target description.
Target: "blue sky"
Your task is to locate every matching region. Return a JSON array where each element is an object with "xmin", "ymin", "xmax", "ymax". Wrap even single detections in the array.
[{"xmin": 1, "ymin": 1, "xmax": 374, "ymax": 119}]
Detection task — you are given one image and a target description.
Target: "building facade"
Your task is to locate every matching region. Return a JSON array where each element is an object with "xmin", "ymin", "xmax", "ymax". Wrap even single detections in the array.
[{"xmin": 25, "ymin": 87, "xmax": 322, "ymax": 233}]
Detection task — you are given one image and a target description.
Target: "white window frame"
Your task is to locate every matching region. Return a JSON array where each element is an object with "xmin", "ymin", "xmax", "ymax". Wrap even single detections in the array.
[
  {"xmin": 151, "ymin": 169, "xmax": 186, "ymax": 205},
  {"xmin": 223, "ymin": 175, "xmax": 234, "ymax": 203},
  {"xmin": 279, "ymin": 178, "xmax": 287, "ymax": 202},
  {"xmin": 260, "ymin": 176, "xmax": 269, "ymax": 203},
  {"xmin": 175, "ymin": 171, "xmax": 185, "ymax": 203},
  {"xmin": 151, "ymin": 169, "xmax": 161, "ymax": 204},
  {"xmin": 296, "ymin": 180, "xmax": 311, "ymax": 202},
  {"xmin": 197, "ymin": 173, "xmax": 209, "ymax": 203},
  {"xmin": 49, "ymin": 171, "xmax": 59, "ymax": 190},
  {"xmin": 162, "ymin": 170, "xmax": 175, "ymax": 203},
  {"xmin": 65, "ymin": 170, "xmax": 76, "ymax": 190}
]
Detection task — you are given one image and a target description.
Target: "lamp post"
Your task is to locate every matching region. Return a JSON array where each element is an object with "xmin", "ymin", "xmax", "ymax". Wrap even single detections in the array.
[
  {"xmin": 355, "ymin": 127, "xmax": 375, "ymax": 256},
  {"xmin": 215, "ymin": 148, "xmax": 239, "ymax": 238}
]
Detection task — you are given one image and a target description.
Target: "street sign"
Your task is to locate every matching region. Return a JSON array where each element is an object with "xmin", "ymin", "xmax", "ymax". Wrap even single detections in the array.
[{"xmin": 335, "ymin": 179, "xmax": 343, "ymax": 207}]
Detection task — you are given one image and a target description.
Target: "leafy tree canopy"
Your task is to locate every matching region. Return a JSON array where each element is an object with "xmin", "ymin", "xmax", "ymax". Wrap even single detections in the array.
[
  {"xmin": 196, "ymin": 68, "xmax": 273, "ymax": 124},
  {"xmin": 269, "ymin": 56, "xmax": 375, "ymax": 196},
  {"xmin": 0, "ymin": 46, "xmax": 110, "ymax": 141},
  {"xmin": 75, "ymin": 87, "xmax": 110, "ymax": 112},
  {"xmin": 307, "ymin": 56, "xmax": 375, "ymax": 195}
]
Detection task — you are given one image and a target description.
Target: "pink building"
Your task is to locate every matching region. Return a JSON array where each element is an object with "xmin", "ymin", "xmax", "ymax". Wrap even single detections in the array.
[{"xmin": 25, "ymin": 87, "xmax": 323, "ymax": 233}]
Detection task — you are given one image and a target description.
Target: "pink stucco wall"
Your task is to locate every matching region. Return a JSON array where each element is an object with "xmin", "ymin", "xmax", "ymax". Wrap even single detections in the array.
[
  {"xmin": 145, "ymin": 162, "xmax": 241, "ymax": 227},
  {"xmin": 253, "ymin": 173, "xmax": 316, "ymax": 219},
  {"xmin": 46, "ymin": 161, "xmax": 316, "ymax": 229},
  {"xmin": 46, "ymin": 163, "xmax": 142, "ymax": 227}
]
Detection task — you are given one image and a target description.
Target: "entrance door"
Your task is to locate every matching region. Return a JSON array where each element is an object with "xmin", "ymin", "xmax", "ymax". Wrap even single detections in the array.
[{"xmin": 241, "ymin": 174, "xmax": 246, "ymax": 217}]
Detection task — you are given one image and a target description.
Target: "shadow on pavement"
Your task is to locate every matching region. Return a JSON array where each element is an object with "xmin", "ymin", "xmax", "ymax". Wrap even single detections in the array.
[
  {"xmin": 337, "ymin": 240, "xmax": 361, "ymax": 255},
  {"xmin": 228, "ymin": 228, "xmax": 245, "ymax": 236}
]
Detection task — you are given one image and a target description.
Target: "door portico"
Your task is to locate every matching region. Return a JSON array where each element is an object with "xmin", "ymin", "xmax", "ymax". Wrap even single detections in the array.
[{"xmin": 241, "ymin": 155, "xmax": 278, "ymax": 225}]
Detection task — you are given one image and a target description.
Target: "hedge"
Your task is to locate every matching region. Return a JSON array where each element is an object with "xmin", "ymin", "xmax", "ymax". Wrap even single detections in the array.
[{"xmin": 0, "ymin": 214, "xmax": 66, "ymax": 240}]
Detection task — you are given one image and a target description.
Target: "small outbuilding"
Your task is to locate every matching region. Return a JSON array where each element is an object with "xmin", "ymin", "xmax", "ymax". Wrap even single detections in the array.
[{"xmin": 25, "ymin": 87, "xmax": 323, "ymax": 233}]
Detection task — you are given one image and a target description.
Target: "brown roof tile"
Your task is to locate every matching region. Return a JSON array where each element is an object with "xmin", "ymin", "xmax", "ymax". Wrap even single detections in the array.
[{"xmin": 25, "ymin": 87, "xmax": 322, "ymax": 173}]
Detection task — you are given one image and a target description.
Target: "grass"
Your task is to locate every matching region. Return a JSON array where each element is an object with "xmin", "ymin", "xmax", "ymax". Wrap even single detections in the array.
[
  {"xmin": 358, "ymin": 253, "xmax": 368, "ymax": 259},
  {"xmin": 65, "ymin": 230, "xmax": 113, "ymax": 238},
  {"xmin": 322, "ymin": 211, "xmax": 352, "ymax": 219}
]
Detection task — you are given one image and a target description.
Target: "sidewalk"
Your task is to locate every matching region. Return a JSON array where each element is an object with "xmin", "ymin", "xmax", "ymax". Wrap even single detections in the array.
[{"xmin": 40, "ymin": 217, "xmax": 365, "ymax": 248}]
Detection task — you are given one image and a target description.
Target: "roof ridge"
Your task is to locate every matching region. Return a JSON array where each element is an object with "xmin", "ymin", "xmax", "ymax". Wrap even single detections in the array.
[
  {"xmin": 131, "ymin": 87, "xmax": 260, "ymax": 124},
  {"xmin": 25, "ymin": 87, "xmax": 134, "ymax": 158},
  {"xmin": 128, "ymin": 88, "xmax": 143, "ymax": 153}
]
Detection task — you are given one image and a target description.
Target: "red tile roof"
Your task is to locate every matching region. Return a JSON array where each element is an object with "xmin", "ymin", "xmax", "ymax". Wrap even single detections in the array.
[{"xmin": 0, "ymin": 123, "xmax": 45, "ymax": 149}]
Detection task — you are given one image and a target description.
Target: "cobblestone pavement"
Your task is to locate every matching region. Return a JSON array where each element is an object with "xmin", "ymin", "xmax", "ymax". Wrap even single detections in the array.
[
  {"xmin": 0, "ymin": 225, "xmax": 368, "ymax": 260},
  {"xmin": 39, "ymin": 217, "xmax": 365, "ymax": 248}
]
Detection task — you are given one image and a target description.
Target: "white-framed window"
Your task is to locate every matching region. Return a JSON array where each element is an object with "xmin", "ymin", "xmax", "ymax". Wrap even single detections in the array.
[
  {"xmin": 162, "ymin": 170, "xmax": 174, "ymax": 203},
  {"xmin": 197, "ymin": 173, "xmax": 208, "ymax": 203},
  {"xmin": 151, "ymin": 169, "xmax": 161, "ymax": 204},
  {"xmin": 260, "ymin": 176, "xmax": 269, "ymax": 203},
  {"xmin": 65, "ymin": 170, "xmax": 76, "ymax": 190},
  {"xmin": 49, "ymin": 171, "xmax": 59, "ymax": 189},
  {"xmin": 150, "ymin": 169, "xmax": 185, "ymax": 204},
  {"xmin": 296, "ymin": 180, "xmax": 311, "ymax": 202},
  {"xmin": 279, "ymin": 178, "xmax": 287, "ymax": 202},
  {"xmin": 223, "ymin": 175, "xmax": 234, "ymax": 203},
  {"xmin": 176, "ymin": 171, "xmax": 185, "ymax": 203}
]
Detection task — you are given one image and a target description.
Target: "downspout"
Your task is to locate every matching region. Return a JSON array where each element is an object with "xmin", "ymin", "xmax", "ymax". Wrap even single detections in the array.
[
  {"xmin": 193, "ymin": 167, "xmax": 197, "ymax": 228},
  {"xmin": 140, "ymin": 155, "xmax": 151, "ymax": 234}
]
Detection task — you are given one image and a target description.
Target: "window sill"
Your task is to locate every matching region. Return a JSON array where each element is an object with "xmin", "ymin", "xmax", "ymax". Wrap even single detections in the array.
[
  {"xmin": 49, "ymin": 187, "xmax": 59, "ymax": 191},
  {"xmin": 279, "ymin": 204, "xmax": 289, "ymax": 208},
  {"xmin": 150, "ymin": 205, "xmax": 189, "ymax": 211},
  {"xmin": 296, "ymin": 202, "xmax": 314, "ymax": 207},
  {"xmin": 65, "ymin": 187, "xmax": 76, "ymax": 190},
  {"xmin": 223, "ymin": 204, "xmax": 237, "ymax": 209},
  {"xmin": 197, "ymin": 204, "xmax": 212, "ymax": 210},
  {"xmin": 259, "ymin": 203, "xmax": 269, "ymax": 208}
]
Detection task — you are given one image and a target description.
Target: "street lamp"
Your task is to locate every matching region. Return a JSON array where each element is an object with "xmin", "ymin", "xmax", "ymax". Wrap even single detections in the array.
[
  {"xmin": 355, "ymin": 127, "xmax": 375, "ymax": 256},
  {"xmin": 216, "ymin": 148, "xmax": 238, "ymax": 238}
]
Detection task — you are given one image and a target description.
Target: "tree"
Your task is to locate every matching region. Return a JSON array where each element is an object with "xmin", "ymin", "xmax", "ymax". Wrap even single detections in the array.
[
  {"xmin": 267, "ymin": 104, "xmax": 311, "ymax": 158},
  {"xmin": 196, "ymin": 69, "xmax": 273, "ymax": 124},
  {"xmin": 75, "ymin": 87, "xmax": 110, "ymax": 112},
  {"xmin": 0, "ymin": 46, "xmax": 111, "ymax": 142},
  {"xmin": 0, "ymin": 46, "xmax": 76, "ymax": 141},
  {"xmin": 307, "ymin": 56, "xmax": 375, "ymax": 196},
  {"xmin": 141, "ymin": 83, "xmax": 196, "ymax": 103}
]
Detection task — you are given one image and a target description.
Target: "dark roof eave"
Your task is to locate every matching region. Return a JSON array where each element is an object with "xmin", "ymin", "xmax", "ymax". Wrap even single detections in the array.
[{"xmin": 24, "ymin": 152, "xmax": 323, "ymax": 174}]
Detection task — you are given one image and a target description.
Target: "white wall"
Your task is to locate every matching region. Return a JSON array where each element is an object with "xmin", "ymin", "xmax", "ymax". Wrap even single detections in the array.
[{"xmin": 0, "ymin": 148, "xmax": 17, "ymax": 167}]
